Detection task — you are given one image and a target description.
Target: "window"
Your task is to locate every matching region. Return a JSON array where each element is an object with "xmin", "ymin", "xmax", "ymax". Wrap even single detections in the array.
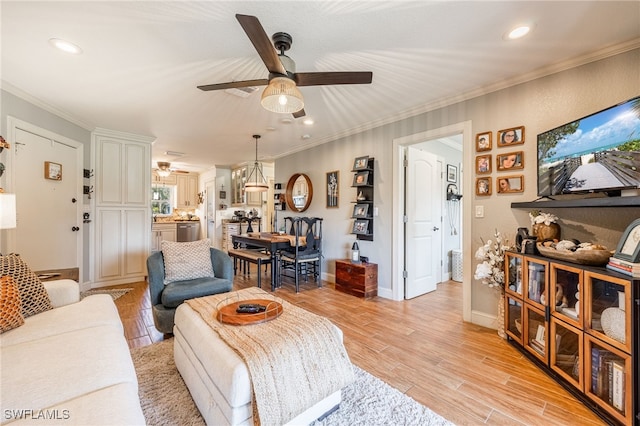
[{"xmin": 151, "ymin": 186, "xmax": 175, "ymax": 216}]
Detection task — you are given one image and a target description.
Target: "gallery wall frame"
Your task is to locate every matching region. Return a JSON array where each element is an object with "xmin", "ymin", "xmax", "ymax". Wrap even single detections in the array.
[
  {"xmin": 475, "ymin": 177, "xmax": 491, "ymax": 196},
  {"xmin": 497, "ymin": 126, "xmax": 525, "ymax": 147},
  {"xmin": 497, "ymin": 151, "xmax": 524, "ymax": 171},
  {"xmin": 475, "ymin": 131, "xmax": 492, "ymax": 152},
  {"xmin": 496, "ymin": 175, "xmax": 524, "ymax": 194},
  {"xmin": 475, "ymin": 155, "xmax": 491, "ymax": 174}
]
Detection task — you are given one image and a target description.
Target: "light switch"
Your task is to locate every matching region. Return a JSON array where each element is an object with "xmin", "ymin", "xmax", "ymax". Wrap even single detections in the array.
[
  {"xmin": 475, "ymin": 205, "xmax": 484, "ymax": 218},
  {"xmin": 373, "ymin": 207, "xmax": 379, "ymax": 217}
]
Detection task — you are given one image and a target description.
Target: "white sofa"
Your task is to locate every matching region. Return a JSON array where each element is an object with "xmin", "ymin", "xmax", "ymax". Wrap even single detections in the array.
[{"xmin": 0, "ymin": 279, "xmax": 145, "ymax": 425}]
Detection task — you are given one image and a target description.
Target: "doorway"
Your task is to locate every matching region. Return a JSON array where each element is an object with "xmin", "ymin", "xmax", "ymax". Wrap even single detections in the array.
[
  {"xmin": 6, "ymin": 117, "xmax": 83, "ymax": 277},
  {"xmin": 392, "ymin": 121, "xmax": 472, "ymax": 320}
]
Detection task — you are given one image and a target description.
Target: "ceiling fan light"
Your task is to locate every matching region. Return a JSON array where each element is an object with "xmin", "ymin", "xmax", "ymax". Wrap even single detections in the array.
[
  {"xmin": 261, "ymin": 77, "xmax": 304, "ymax": 114},
  {"xmin": 157, "ymin": 161, "xmax": 172, "ymax": 177}
]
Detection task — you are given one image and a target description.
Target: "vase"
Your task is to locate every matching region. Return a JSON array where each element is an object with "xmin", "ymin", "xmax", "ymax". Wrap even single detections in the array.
[
  {"xmin": 532, "ymin": 222, "xmax": 561, "ymax": 242},
  {"xmin": 497, "ymin": 294, "xmax": 506, "ymax": 339}
]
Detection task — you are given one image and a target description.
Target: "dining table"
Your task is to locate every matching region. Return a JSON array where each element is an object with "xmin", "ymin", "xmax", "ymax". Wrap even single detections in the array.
[{"xmin": 231, "ymin": 232, "xmax": 306, "ymax": 290}]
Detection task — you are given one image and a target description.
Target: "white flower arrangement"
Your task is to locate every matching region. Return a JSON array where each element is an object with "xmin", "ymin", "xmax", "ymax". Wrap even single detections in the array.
[
  {"xmin": 474, "ymin": 230, "xmax": 510, "ymax": 292},
  {"xmin": 529, "ymin": 210, "xmax": 558, "ymax": 226}
]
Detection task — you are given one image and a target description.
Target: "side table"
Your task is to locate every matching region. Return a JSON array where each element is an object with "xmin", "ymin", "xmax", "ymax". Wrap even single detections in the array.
[{"xmin": 335, "ymin": 259, "xmax": 377, "ymax": 298}]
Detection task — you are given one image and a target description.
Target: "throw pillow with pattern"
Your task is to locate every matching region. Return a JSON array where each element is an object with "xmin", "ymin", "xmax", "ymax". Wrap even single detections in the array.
[
  {"xmin": 0, "ymin": 254, "xmax": 53, "ymax": 318},
  {"xmin": 0, "ymin": 275, "xmax": 25, "ymax": 333},
  {"xmin": 161, "ymin": 239, "xmax": 215, "ymax": 284}
]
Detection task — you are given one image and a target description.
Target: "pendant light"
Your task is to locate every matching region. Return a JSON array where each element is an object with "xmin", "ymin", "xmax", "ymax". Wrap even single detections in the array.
[{"xmin": 244, "ymin": 135, "xmax": 269, "ymax": 192}]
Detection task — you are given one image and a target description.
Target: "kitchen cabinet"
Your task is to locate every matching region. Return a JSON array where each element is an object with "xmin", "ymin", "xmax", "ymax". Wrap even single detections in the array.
[
  {"xmin": 151, "ymin": 223, "xmax": 177, "ymax": 252},
  {"xmin": 177, "ymin": 173, "xmax": 199, "ymax": 208},
  {"xmin": 231, "ymin": 165, "xmax": 262, "ymax": 206},
  {"xmin": 222, "ymin": 221, "xmax": 242, "ymax": 252},
  {"xmin": 152, "ymin": 170, "xmax": 177, "ymax": 185},
  {"xmin": 504, "ymin": 251, "xmax": 639, "ymax": 425}
]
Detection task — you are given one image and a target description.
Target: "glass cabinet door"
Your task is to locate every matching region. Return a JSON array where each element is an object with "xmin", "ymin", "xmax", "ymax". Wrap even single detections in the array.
[
  {"xmin": 524, "ymin": 304, "xmax": 547, "ymax": 362},
  {"xmin": 505, "ymin": 252, "xmax": 523, "ymax": 298},
  {"xmin": 584, "ymin": 335, "xmax": 631, "ymax": 424},
  {"xmin": 550, "ymin": 263, "xmax": 582, "ymax": 328},
  {"xmin": 584, "ymin": 271, "xmax": 631, "ymax": 354},
  {"xmin": 550, "ymin": 317, "xmax": 583, "ymax": 391},
  {"xmin": 505, "ymin": 295, "xmax": 523, "ymax": 343},
  {"xmin": 524, "ymin": 258, "xmax": 548, "ymax": 309}
]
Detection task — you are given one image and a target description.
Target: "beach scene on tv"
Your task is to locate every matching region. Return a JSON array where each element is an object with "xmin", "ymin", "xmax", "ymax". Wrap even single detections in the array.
[{"xmin": 537, "ymin": 97, "xmax": 640, "ymax": 196}]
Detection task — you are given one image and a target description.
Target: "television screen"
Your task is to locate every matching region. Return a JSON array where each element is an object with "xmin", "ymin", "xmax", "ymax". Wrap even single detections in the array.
[{"xmin": 537, "ymin": 96, "xmax": 640, "ymax": 197}]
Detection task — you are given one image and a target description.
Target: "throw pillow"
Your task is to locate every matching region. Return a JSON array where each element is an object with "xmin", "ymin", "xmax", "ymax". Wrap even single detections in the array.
[
  {"xmin": 161, "ymin": 239, "xmax": 215, "ymax": 284},
  {"xmin": 0, "ymin": 275, "xmax": 25, "ymax": 333},
  {"xmin": 0, "ymin": 254, "xmax": 53, "ymax": 318}
]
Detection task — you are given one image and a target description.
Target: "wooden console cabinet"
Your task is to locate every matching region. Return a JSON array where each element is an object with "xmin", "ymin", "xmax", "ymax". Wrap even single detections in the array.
[
  {"xmin": 335, "ymin": 259, "xmax": 377, "ymax": 298},
  {"xmin": 504, "ymin": 251, "xmax": 639, "ymax": 425}
]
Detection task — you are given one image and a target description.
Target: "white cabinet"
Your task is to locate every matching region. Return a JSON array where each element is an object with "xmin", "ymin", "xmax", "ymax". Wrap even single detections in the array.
[
  {"xmin": 231, "ymin": 165, "xmax": 264, "ymax": 206},
  {"xmin": 95, "ymin": 208, "xmax": 148, "ymax": 283},
  {"xmin": 92, "ymin": 128, "xmax": 154, "ymax": 286},
  {"xmin": 177, "ymin": 174, "xmax": 199, "ymax": 208},
  {"xmin": 151, "ymin": 223, "xmax": 177, "ymax": 252},
  {"xmin": 222, "ymin": 221, "xmax": 241, "ymax": 252}
]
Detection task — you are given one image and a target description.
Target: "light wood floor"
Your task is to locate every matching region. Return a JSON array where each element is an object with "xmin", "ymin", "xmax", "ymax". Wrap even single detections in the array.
[{"xmin": 110, "ymin": 269, "xmax": 605, "ymax": 425}]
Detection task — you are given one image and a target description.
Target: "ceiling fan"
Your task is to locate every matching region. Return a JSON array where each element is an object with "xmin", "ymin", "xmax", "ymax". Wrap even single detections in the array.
[{"xmin": 197, "ymin": 14, "xmax": 373, "ymax": 118}]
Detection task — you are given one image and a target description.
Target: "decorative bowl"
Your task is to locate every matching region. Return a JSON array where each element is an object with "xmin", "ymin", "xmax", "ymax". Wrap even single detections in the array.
[{"xmin": 536, "ymin": 243, "xmax": 612, "ymax": 266}]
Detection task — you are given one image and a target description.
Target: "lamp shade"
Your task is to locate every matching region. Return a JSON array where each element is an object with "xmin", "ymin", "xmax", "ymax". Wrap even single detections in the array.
[
  {"xmin": 260, "ymin": 77, "xmax": 304, "ymax": 114},
  {"xmin": 157, "ymin": 161, "xmax": 171, "ymax": 177},
  {"xmin": 0, "ymin": 193, "xmax": 17, "ymax": 229}
]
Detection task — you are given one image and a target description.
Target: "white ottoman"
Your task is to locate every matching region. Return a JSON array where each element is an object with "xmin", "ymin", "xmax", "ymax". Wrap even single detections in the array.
[{"xmin": 174, "ymin": 302, "xmax": 342, "ymax": 425}]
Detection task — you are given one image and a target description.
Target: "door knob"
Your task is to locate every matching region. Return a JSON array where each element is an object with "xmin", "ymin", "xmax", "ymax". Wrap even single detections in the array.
[
  {"xmin": 71, "ymin": 226, "xmax": 80, "ymax": 231},
  {"xmin": 433, "ymin": 226, "xmax": 440, "ymax": 231}
]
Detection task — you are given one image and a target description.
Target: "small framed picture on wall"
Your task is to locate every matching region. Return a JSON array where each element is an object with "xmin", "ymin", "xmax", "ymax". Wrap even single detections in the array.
[
  {"xmin": 446, "ymin": 164, "xmax": 457, "ymax": 183},
  {"xmin": 497, "ymin": 151, "xmax": 524, "ymax": 171},
  {"xmin": 476, "ymin": 177, "xmax": 491, "ymax": 196},
  {"xmin": 497, "ymin": 175, "xmax": 524, "ymax": 193},
  {"xmin": 475, "ymin": 132, "xmax": 492, "ymax": 152},
  {"xmin": 475, "ymin": 155, "xmax": 491, "ymax": 174},
  {"xmin": 497, "ymin": 126, "xmax": 525, "ymax": 147}
]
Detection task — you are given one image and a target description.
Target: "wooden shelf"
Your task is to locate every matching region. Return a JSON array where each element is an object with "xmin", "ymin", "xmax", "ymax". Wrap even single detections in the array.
[{"xmin": 511, "ymin": 196, "xmax": 640, "ymax": 209}]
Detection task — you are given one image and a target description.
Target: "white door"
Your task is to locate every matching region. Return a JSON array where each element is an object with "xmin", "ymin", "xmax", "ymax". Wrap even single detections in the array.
[
  {"xmin": 12, "ymin": 122, "xmax": 82, "ymax": 272},
  {"xmin": 405, "ymin": 146, "xmax": 441, "ymax": 299}
]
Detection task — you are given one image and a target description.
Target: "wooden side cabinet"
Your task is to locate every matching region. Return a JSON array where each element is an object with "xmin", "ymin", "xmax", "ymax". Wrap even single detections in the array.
[
  {"xmin": 504, "ymin": 250, "xmax": 639, "ymax": 425},
  {"xmin": 335, "ymin": 259, "xmax": 377, "ymax": 298}
]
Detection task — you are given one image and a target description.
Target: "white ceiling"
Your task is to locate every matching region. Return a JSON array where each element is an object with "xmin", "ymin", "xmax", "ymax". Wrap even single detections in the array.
[{"xmin": 2, "ymin": 1, "xmax": 639, "ymax": 171}]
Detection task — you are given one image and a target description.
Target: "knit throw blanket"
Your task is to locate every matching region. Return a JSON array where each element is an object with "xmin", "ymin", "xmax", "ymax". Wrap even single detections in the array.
[{"xmin": 185, "ymin": 288, "xmax": 355, "ymax": 425}]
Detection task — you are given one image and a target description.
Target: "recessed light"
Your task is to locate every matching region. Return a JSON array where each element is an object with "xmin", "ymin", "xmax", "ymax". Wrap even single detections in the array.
[
  {"xmin": 301, "ymin": 134, "xmax": 311, "ymax": 140},
  {"xmin": 281, "ymin": 118, "xmax": 293, "ymax": 125},
  {"xmin": 505, "ymin": 25, "xmax": 531, "ymax": 40},
  {"xmin": 303, "ymin": 118, "xmax": 314, "ymax": 125},
  {"xmin": 266, "ymin": 126, "xmax": 276, "ymax": 131},
  {"xmin": 49, "ymin": 38, "xmax": 83, "ymax": 54}
]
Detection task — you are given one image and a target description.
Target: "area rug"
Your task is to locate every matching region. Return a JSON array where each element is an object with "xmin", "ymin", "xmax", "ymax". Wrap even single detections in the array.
[
  {"xmin": 80, "ymin": 288, "xmax": 132, "ymax": 301},
  {"xmin": 130, "ymin": 339, "xmax": 453, "ymax": 426}
]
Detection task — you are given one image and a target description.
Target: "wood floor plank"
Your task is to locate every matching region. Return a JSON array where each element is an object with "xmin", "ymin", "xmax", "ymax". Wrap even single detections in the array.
[{"xmin": 109, "ymin": 267, "xmax": 606, "ymax": 425}]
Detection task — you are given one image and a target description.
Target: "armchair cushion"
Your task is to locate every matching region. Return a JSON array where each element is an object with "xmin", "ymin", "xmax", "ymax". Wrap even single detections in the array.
[
  {"xmin": 161, "ymin": 239, "xmax": 215, "ymax": 284},
  {"xmin": 161, "ymin": 277, "xmax": 231, "ymax": 308}
]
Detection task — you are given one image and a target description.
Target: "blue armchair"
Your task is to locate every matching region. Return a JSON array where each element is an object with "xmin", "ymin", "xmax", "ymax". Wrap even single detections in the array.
[{"xmin": 147, "ymin": 247, "xmax": 233, "ymax": 334}]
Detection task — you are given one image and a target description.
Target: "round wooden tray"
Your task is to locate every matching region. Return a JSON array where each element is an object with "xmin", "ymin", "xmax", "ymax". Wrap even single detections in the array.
[
  {"xmin": 536, "ymin": 243, "xmax": 612, "ymax": 266},
  {"xmin": 217, "ymin": 299, "xmax": 283, "ymax": 326}
]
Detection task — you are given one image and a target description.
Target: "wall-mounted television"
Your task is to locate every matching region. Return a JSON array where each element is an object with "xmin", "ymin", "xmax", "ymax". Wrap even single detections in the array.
[{"xmin": 537, "ymin": 96, "xmax": 640, "ymax": 197}]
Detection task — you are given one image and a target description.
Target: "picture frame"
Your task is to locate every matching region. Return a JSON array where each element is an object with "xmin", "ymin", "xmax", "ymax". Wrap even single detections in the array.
[
  {"xmin": 326, "ymin": 170, "xmax": 339, "ymax": 208},
  {"xmin": 475, "ymin": 177, "xmax": 491, "ymax": 196},
  {"xmin": 352, "ymin": 171, "xmax": 370, "ymax": 186},
  {"xmin": 219, "ymin": 190, "xmax": 226, "ymax": 199},
  {"xmin": 352, "ymin": 219, "xmax": 369, "ymax": 235},
  {"xmin": 614, "ymin": 218, "xmax": 640, "ymax": 262},
  {"xmin": 497, "ymin": 151, "xmax": 524, "ymax": 171},
  {"xmin": 352, "ymin": 156, "xmax": 370, "ymax": 171},
  {"xmin": 475, "ymin": 154, "xmax": 491, "ymax": 174},
  {"xmin": 353, "ymin": 203, "xmax": 369, "ymax": 218},
  {"xmin": 44, "ymin": 161, "xmax": 62, "ymax": 180},
  {"xmin": 497, "ymin": 126, "xmax": 525, "ymax": 147},
  {"xmin": 475, "ymin": 132, "xmax": 492, "ymax": 152},
  {"xmin": 496, "ymin": 175, "xmax": 524, "ymax": 194},
  {"xmin": 446, "ymin": 164, "xmax": 457, "ymax": 183}
]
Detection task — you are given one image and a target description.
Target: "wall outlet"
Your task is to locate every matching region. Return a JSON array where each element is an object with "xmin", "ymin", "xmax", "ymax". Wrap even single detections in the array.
[{"xmin": 475, "ymin": 205, "xmax": 484, "ymax": 218}]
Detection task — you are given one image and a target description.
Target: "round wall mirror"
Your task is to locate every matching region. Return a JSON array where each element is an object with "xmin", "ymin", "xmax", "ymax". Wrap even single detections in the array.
[{"xmin": 285, "ymin": 173, "xmax": 313, "ymax": 212}]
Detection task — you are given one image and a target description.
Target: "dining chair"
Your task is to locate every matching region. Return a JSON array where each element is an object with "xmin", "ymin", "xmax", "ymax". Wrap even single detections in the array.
[{"xmin": 280, "ymin": 217, "xmax": 323, "ymax": 292}]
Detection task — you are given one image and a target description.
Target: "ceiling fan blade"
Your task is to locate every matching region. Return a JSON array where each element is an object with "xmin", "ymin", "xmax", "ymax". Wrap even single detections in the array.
[
  {"xmin": 236, "ymin": 14, "xmax": 287, "ymax": 76},
  {"xmin": 197, "ymin": 79, "xmax": 268, "ymax": 91},
  {"xmin": 294, "ymin": 71, "xmax": 373, "ymax": 87},
  {"xmin": 293, "ymin": 108, "xmax": 306, "ymax": 119}
]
